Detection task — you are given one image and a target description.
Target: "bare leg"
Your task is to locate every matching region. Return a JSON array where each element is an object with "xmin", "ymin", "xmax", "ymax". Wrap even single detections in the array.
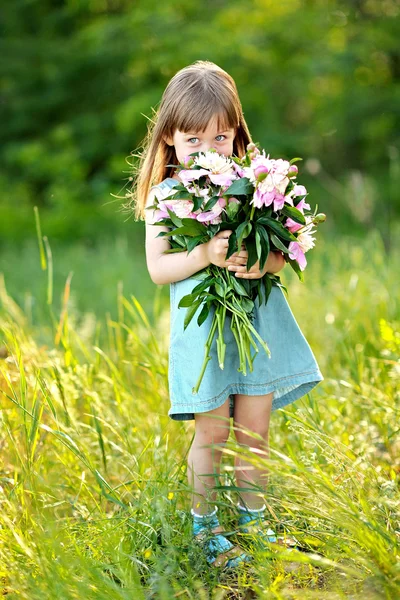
[
  {"xmin": 233, "ymin": 393, "xmax": 273, "ymax": 509},
  {"xmin": 187, "ymin": 398, "xmax": 231, "ymax": 515}
]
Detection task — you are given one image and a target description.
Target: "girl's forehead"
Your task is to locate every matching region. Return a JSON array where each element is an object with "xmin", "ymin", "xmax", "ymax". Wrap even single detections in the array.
[{"xmin": 178, "ymin": 114, "xmax": 234, "ymax": 134}]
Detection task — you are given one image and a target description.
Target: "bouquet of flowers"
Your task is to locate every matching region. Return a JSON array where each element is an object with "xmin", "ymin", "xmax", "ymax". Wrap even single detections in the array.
[{"xmin": 148, "ymin": 143, "xmax": 325, "ymax": 393}]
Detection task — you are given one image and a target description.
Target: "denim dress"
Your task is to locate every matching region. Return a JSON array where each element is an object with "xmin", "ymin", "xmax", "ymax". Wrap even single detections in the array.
[{"xmin": 154, "ymin": 178, "xmax": 323, "ymax": 421}]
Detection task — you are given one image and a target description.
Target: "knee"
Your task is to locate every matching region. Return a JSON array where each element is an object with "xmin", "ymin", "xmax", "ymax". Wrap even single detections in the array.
[
  {"xmin": 195, "ymin": 424, "xmax": 230, "ymax": 447},
  {"xmin": 235, "ymin": 420, "xmax": 269, "ymax": 447}
]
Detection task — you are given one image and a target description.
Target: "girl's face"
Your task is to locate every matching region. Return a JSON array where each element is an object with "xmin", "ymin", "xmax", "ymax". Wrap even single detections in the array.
[{"xmin": 166, "ymin": 117, "xmax": 235, "ymax": 163}]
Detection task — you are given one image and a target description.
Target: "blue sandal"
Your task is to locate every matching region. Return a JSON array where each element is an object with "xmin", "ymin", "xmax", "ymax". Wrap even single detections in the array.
[
  {"xmin": 237, "ymin": 504, "xmax": 301, "ymax": 550},
  {"xmin": 192, "ymin": 508, "xmax": 250, "ymax": 569}
]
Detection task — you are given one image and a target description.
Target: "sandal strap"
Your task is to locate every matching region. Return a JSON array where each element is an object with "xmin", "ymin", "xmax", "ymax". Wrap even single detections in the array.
[{"xmin": 195, "ymin": 527, "xmax": 247, "ymax": 568}]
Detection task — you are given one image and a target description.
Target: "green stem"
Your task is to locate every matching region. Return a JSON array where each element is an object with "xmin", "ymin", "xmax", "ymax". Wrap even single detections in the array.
[
  {"xmin": 234, "ymin": 313, "xmax": 247, "ymax": 375},
  {"xmin": 216, "ymin": 303, "xmax": 226, "ymax": 369},
  {"xmin": 229, "ymin": 296, "xmax": 271, "ymax": 358},
  {"xmin": 192, "ymin": 310, "xmax": 219, "ymax": 394}
]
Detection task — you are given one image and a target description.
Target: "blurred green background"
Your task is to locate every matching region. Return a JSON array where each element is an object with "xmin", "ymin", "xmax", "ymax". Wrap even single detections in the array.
[{"xmin": 1, "ymin": 0, "xmax": 399, "ymax": 321}]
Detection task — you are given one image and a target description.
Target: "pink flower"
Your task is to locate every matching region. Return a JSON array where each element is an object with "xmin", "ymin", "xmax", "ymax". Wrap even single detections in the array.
[
  {"xmin": 251, "ymin": 188, "xmax": 285, "ymax": 211},
  {"xmin": 273, "ymin": 192, "xmax": 285, "ymax": 211},
  {"xmin": 288, "ymin": 242, "xmax": 307, "ymax": 270},
  {"xmin": 293, "ymin": 184, "xmax": 307, "ymax": 197},
  {"xmin": 233, "ymin": 162, "xmax": 245, "ymax": 177},
  {"xmin": 197, "ymin": 211, "xmax": 219, "ymax": 223},
  {"xmin": 217, "ymin": 197, "xmax": 227, "ymax": 209},
  {"xmin": 295, "ymin": 198, "xmax": 311, "ymax": 213},
  {"xmin": 178, "ymin": 168, "xmax": 210, "ymax": 185},
  {"xmin": 228, "ymin": 197, "xmax": 240, "ymax": 204},
  {"xmin": 208, "ymin": 172, "xmax": 236, "ymax": 187},
  {"xmin": 254, "ymin": 164, "xmax": 270, "ymax": 180},
  {"xmin": 285, "ymin": 217, "xmax": 302, "ymax": 233},
  {"xmin": 158, "ymin": 199, "xmax": 195, "ymax": 219},
  {"xmin": 183, "ymin": 155, "xmax": 194, "ymax": 168},
  {"xmin": 196, "ymin": 197, "xmax": 226, "ymax": 223},
  {"xmin": 251, "ymin": 188, "xmax": 275, "ymax": 209}
]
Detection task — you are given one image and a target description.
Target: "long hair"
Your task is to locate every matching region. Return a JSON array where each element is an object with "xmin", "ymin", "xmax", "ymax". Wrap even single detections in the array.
[{"xmin": 130, "ymin": 61, "xmax": 252, "ymax": 220}]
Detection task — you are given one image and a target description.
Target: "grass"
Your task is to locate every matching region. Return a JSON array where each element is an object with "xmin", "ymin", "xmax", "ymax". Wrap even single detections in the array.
[{"xmin": 0, "ymin": 228, "xmax": 399, "ymax": 599}]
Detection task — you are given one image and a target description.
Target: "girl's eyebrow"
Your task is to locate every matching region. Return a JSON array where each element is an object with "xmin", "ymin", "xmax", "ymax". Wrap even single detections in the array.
[{"xmin": 185, "ymin": 130, "xmax": 230, "ymax": 135}]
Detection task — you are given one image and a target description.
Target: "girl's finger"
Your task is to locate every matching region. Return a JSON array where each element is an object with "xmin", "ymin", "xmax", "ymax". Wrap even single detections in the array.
[
  {"xmin": 226, "ymin": 257, "xmax": 247, "ymax": 266},
  {"xmin": 217, "ymin": 230, "xmax": 232, "ymax": 239}
]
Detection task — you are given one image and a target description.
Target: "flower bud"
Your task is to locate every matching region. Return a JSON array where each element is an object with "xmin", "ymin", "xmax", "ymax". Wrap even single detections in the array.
[
  {"xmin": 254, "ymin": 165, "xmax": 269, "ymax": 181},
  {"xmin": 313, "ymin": 213, "xmax": 327, "ymax": 223},
  {"xmin": 288, "ymin": 165, "xmax": 298, "ymax": 177},
  {"xmin": 183, "ymin": 155, "xmax": 194, "ymax": 168}
]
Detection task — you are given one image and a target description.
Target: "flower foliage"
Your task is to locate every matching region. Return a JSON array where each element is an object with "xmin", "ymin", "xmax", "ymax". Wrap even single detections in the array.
[{"xmin": 147, "ymin": 144, "xmax": 326, "ymax": 392}]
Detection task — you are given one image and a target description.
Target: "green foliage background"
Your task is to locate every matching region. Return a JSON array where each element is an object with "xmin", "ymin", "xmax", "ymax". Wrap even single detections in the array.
[
  {"xmin": 1, "ymin": 0, "xmax": 399, "ymax": 247},
  {"xmin": 1, "ymin": 4, "xmax": 399, "ymax": 596}
]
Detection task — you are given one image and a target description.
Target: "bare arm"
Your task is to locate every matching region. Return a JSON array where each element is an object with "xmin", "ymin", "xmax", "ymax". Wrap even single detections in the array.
[
  {"xmin": 145, "ymin": 188, "xmax": 242, "ymax": 285},
  {"xmin": 144, "ymin": 187, "xmax": 285, "ymax": 284}
]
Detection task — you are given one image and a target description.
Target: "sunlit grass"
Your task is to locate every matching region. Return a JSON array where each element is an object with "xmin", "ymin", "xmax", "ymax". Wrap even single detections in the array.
[{"xmin": 0, "ymin": 229, "xmax": 399, "ymax": 598}]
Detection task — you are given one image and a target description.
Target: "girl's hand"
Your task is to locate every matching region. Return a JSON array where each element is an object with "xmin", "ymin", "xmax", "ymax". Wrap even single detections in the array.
[
  {"xmin": 227, "ymin": 250, "xmax": 285, "ymax": 279},
  {"xmin": 205, "ymin": 231, "xmax": 248, "ymax": 268}
]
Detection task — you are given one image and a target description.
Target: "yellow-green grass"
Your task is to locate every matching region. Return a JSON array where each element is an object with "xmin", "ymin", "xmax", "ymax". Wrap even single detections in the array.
[{"xmin": 0, "ymin": 230, "xmax": 399, "ymax": 599}]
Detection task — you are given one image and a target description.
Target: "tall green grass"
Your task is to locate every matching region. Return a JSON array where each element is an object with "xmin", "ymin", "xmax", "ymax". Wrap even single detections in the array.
[{"xmin": 0, "ymin": 229, "xmax": 399, "ymax": 598}]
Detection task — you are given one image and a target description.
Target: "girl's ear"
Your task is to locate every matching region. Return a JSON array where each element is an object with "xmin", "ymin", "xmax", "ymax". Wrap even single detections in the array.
[{"xmin": 163, "ymin": 135, "xmax": 173, "ymax": 146}]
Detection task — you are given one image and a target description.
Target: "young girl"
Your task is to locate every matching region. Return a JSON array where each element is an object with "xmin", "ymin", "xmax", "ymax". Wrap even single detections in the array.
[{"xmin": 133, "ymin": 60, "xmax": 323, "ymax": 569}]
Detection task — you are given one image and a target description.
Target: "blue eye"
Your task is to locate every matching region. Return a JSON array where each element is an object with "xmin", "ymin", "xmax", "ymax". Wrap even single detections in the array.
[
  {"xmin": 188, "ymin": 138, "xmax": 199, "ymax": 144},
  {"xmin": 216, "ymin": 135, "xmax": 226, "ymax": 142}
]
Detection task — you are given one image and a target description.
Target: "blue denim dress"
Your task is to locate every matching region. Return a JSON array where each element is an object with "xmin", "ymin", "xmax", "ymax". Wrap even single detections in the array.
[{"xmin": 155, "ymin": 178, "xmax": 323, "ymax": 421}]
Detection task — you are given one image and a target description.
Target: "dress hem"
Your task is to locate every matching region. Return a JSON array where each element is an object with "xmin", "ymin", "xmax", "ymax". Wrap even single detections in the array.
[{"xmin": 168, "ymin": 369, "xmax": 323, "ymax": 421}]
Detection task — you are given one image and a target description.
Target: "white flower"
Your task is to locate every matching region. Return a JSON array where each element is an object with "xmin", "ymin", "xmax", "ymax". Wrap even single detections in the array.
[
  {"xmin": 296, "ymin": 220, "xmax": 316, "ymax": 253},
  {"xmin": 194, "ymin": 151, "xmax": 235, "ymax": 174}
]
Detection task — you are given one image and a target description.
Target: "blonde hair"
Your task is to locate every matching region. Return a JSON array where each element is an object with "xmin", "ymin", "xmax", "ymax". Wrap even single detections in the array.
[{"xmin": 129, "ymin": 60, "xmax": 252, "ymax": 220}]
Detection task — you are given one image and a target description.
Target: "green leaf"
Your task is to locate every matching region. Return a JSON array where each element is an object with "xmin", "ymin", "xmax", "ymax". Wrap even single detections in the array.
[
  {"xmin": 262, "ymin": 275, "xmax": 273, "ymax": 304},
  {"xmin": 241, "ymin": 297, "xmax": 255, "ymax": 313},
  {"xmin": 184, "ymin": 300, "xmax": 202, "ymax": 330},
  {"xmin": 270, "ymin": 233, "xmax": 289, "ymax": 254},
  {"xmin": 281, "ymin": 204, "xmax": 306, "ymax": 225},
  {"xmin": 289, "ymin": 157, "xmax": 303, "ymax": 165},
  {"xmin": 214, "ymin": 282, "xmax": 225, "ymax": 297},
  {"xmin": 255, "ymin": 224, "xmax": 270, "ymax": 271},
  {"xmin": 191, "ymin": 270, "xmax": 210, "ymax": 281},
  {"xmin": 236, "ymin": 220, "xmax": 252, "ymax": 249},
  {"xmin": 203, "ymin": 195, "xmax": 219, "ymax": 211},
  {"xmin": 255, "ymin": 229, "xmax": 262, "ymax": 259},
  {"xmin": 245, "ymin": 236, "xmax": 258, "ymax": 270},
  {"xmin": 256, "ymin": 217, "xmax": 297, "ymax": 241},
  {"xmin": 192, "ymin": 196, "xmax": 203, "ymax": 211},
  {"xmin": 225, "ymin": 200, "xmax": 241, "ymax": 220},
  {"xmin": 226, "ymin": 177, "xmax": 253, "ymax": 196},
  {"xmin": 186, "ymin": 235, "xmax": 206, "ymax": 254},
  {"xmin": 169, "ymin": 191, "xmax": 193, "ymax": 200},
  {"xmin": 191, "ymin": 277, "xmax": 215, "ymax": 294},
  {"xmin": 286, "ymin": 257, "xmax": 305, "ymax": 282},
  {"xmin": 181, "ymin": 218, "xmax": 208, "ymax": 232},
  {"xmin": 197, "ymin": 303, "xmax": 210, "ymax": 326},
  {"xmin": 229, "ymin": 275, "xmax": 249, "ymax": 296},
  {"xmin": 178, "ymin": 293, "xmax": 198, "ymax": 308},
  {"xmin": 166, "ymin": 208, "xmax": 182, "ymax": 228},
  {"xmin": 226, "ymin": 231, "xmax": 238, "ymax": 260},
  {"xmin": 163, "ymin": 221, "xmax": 207, "ymax": 237}
]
